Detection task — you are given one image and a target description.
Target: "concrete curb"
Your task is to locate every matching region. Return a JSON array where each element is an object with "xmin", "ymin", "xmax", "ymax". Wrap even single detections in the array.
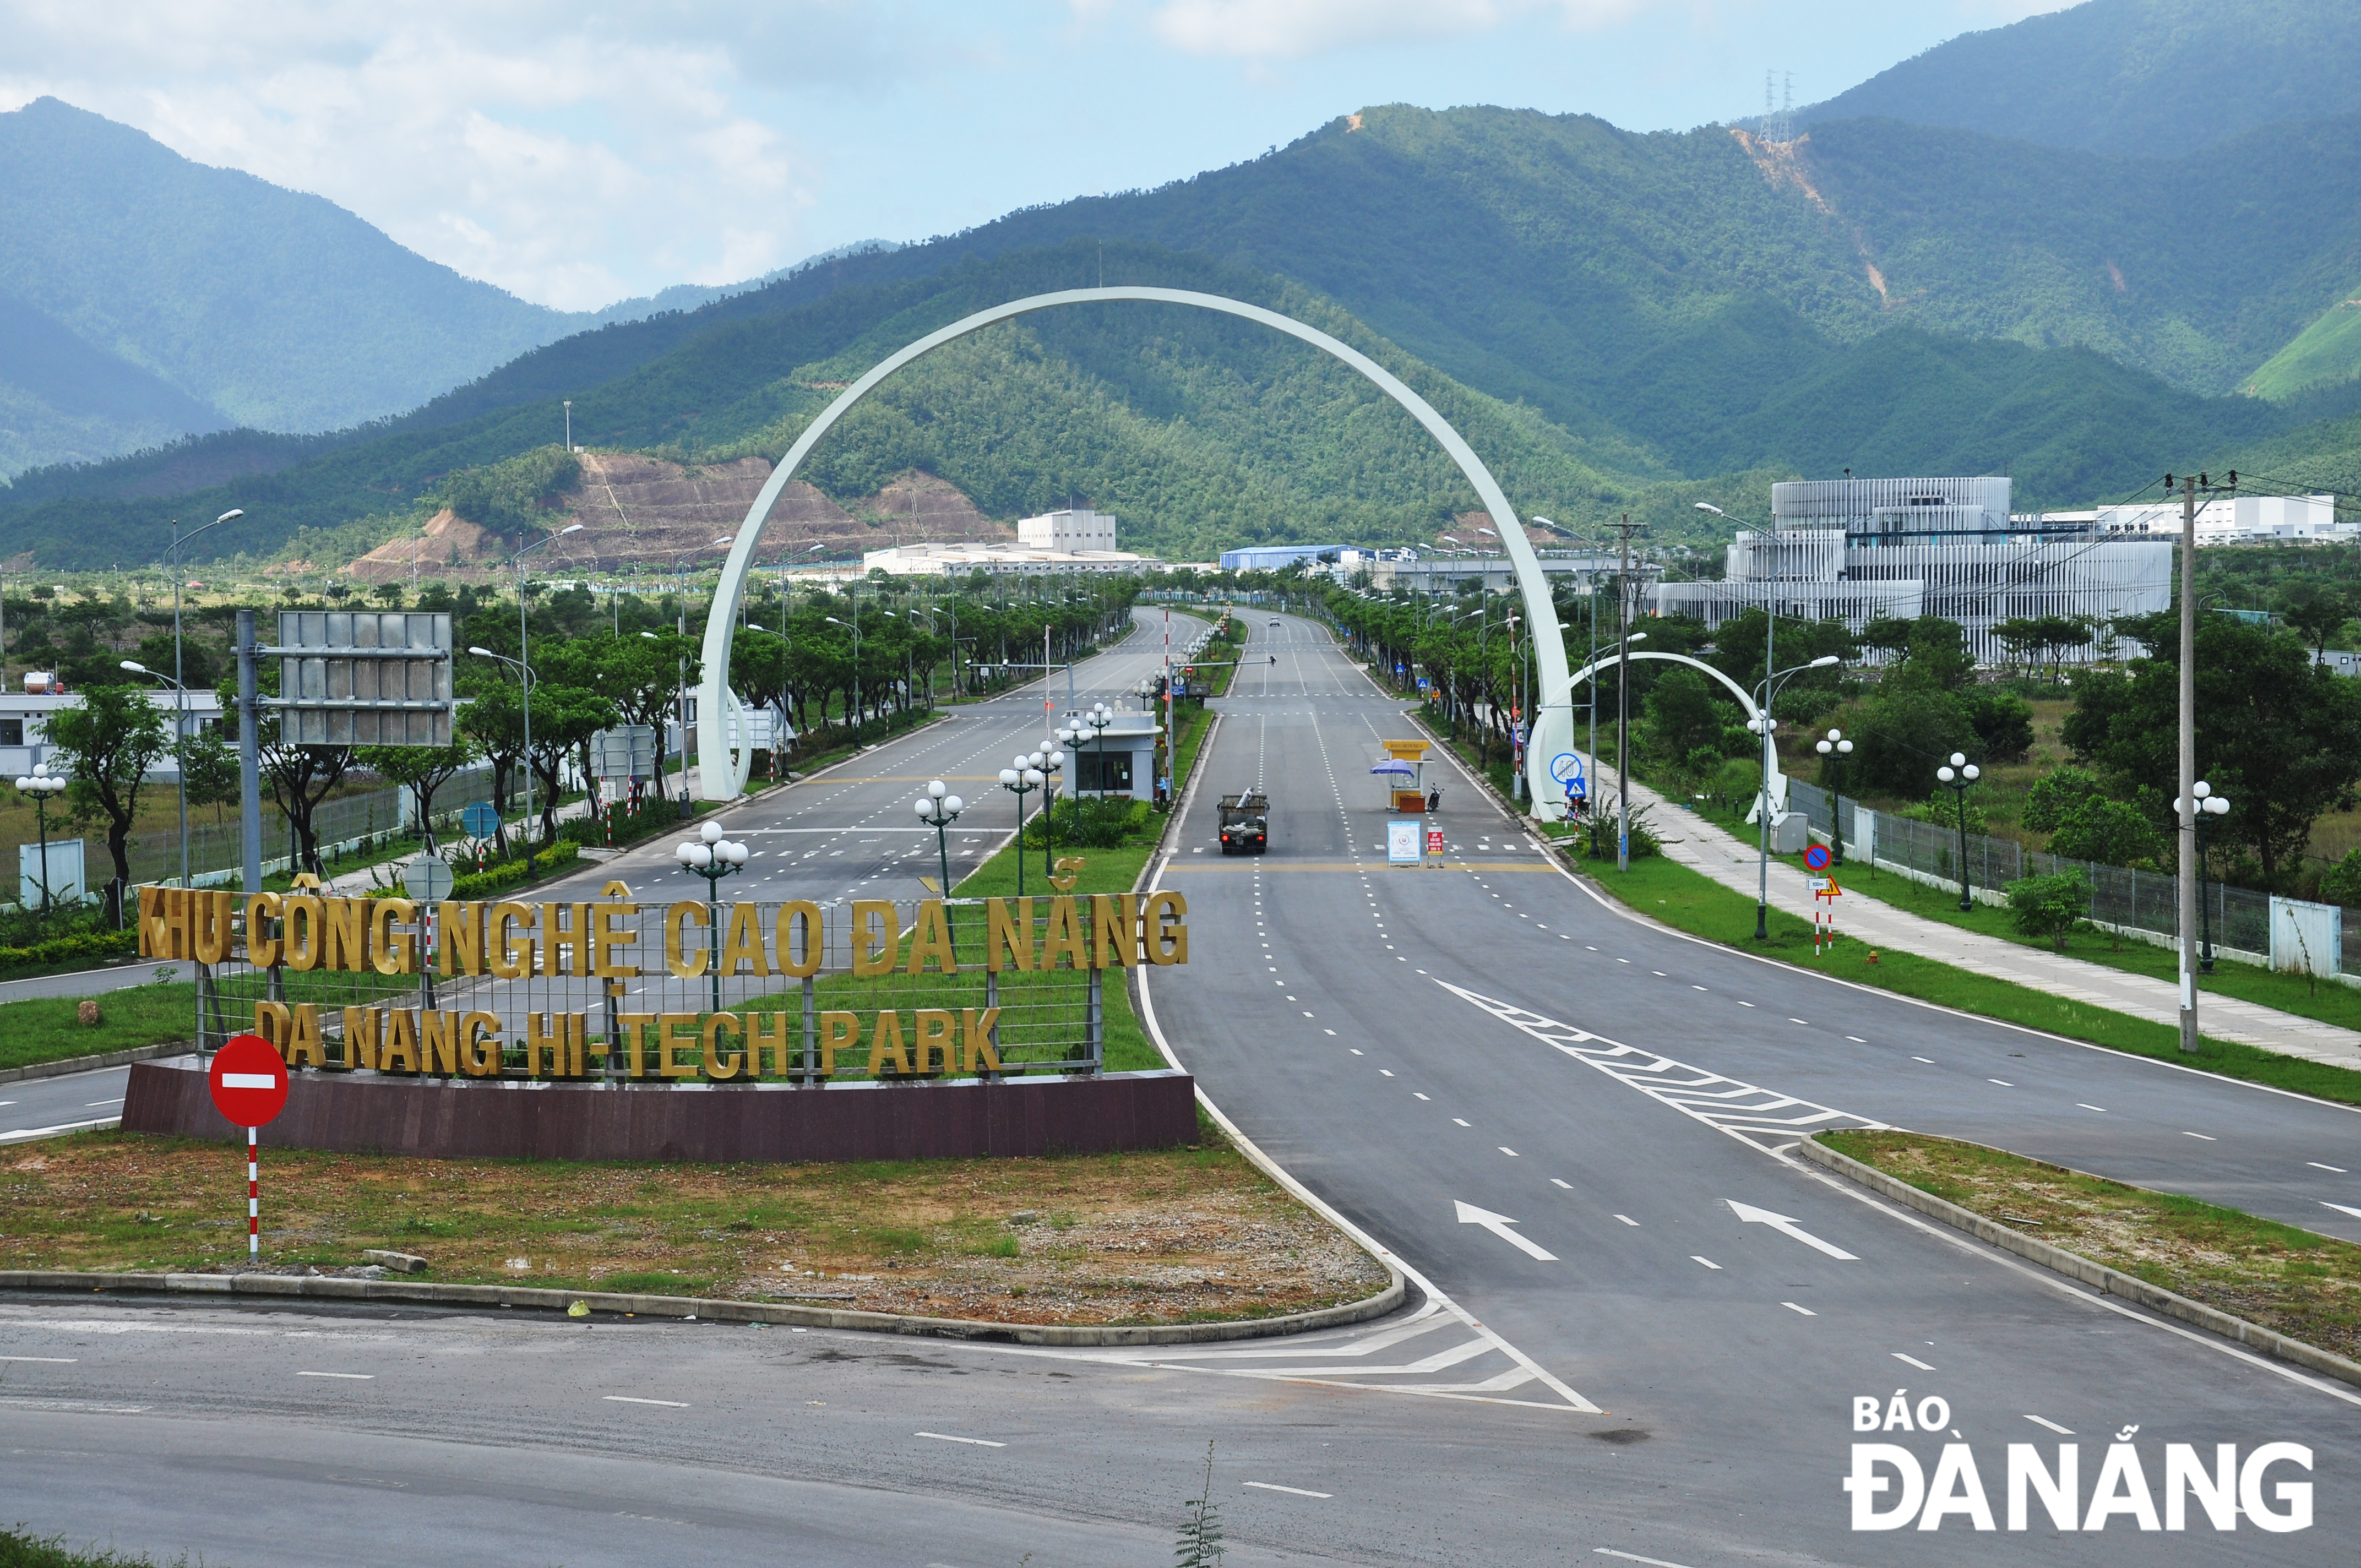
[
  {"xmin": 1797, "ymin": 1133, "xmax": 2361, "ymax": 1392},
  {"xmin": 0, "ymin": 1266, "xmax": 1405, "ymax": 1348},
  {"xmin": 0, "ymin": 1041, "xmax": 193, "ymax": 1087}
]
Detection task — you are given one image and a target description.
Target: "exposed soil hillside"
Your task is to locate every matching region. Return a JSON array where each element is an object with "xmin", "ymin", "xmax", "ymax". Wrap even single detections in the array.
[{"xmin": 345, "ymin": 454, "xmax": 1014, "ymax": 584}]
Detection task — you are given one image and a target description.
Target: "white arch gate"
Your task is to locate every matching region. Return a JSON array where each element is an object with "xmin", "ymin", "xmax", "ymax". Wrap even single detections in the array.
[{"xmin": 696, "ymin": 286, "xmax": 1572, "ymax": 814}]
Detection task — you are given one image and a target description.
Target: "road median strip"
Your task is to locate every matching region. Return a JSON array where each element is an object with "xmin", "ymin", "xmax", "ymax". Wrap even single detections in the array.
[{"xmin": 1803, "ymin": 1129, "xmax": 2361, "ymax": 1391}]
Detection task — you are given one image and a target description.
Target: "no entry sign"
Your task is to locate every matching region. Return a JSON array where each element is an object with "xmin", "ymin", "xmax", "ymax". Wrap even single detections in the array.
[
  {"xmin": 209, "ymin": 1032, "xmax": 287, "ymax": 1261},
  {"xmin": 209, "ymin": 1034, "xmax": 290, "ymax": 1126}
]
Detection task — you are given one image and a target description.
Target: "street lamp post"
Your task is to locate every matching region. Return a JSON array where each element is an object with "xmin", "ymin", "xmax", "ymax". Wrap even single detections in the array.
[
  {"xmin": 1814, "ymin": 728, "xmax": 1854, "ymax": 865},
  {"xmin": 1748, "ymin": 655, "xmax": 1843, "ymax": 939},
  {"xmin": 998, "ymin": 756, "xmax": 1045, "ymax": 897},
  {"xmin": 505, "ymin": 523, "xmax": 586, "ymax": 850},
  {"xmin": 915, "ymin": 781, "xmax": 965, "ymax": 945},
  {"xmin": 2178, "ymin": 780, "xmax": 2232, "ymax": 973},
  {"xmin": 467, "ymin": 648, "xmax": 536, "ymax": 867},
  {"xmin": 1934, "ymin": 752, "xmax": 1982, "ymax": 912},
  {"xmin": 14, "ymin": 764, "xmax": 66, "ymax": 931},
  {"xmin": 1035, "ymin": 743, "xmax": 1066, "ymax": 878},
  {"xmin": 675, "ymin": 818, "xmax": 747, "ymax": 1014},
  {"xmin": 163, "ymin": 508, "xmax": 241, "ymax": 889}
]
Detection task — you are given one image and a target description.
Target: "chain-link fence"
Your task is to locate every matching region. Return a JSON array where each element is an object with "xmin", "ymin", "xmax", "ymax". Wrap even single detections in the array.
[
  {"xmin": 145, "ymin": 889, "xmax": 1176, "ymax": 1079},
  {"xmin": 1786, "ymin": 777, "xmax": 2345, "ymax": 977}
]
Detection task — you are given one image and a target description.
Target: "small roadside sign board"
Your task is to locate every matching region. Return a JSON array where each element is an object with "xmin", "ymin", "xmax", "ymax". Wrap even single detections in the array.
[
  {"xmin": 209, "ymin": 1033, "xmax": 289, "ymax": 1128},
  {"xmin": 403, "ymin": 857, "xmax": 455, "ymax": 902},
  {"xmin": 1803, "ymin": 843, "xmax": 1831, "ymax": 872},
  {"xmin": 1425, "ymin": 826, "xmax": 1446, "ymax": 861},
  {"xmin": 1388, "ymin": 819, "xmax": 1422, "ymax": 865},
  {"xmin": 460, "ymin": 802, "xmax": 501, "ymax": 839}
]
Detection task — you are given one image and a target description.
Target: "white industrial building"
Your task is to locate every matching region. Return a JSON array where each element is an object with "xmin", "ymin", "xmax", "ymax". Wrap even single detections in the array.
[
  {"xmin": 1652, "ymin": 477, "xmax": 2175, "ymax": 666},
  {"xmin": 2092, "ymin": 492, "xmax": 2354, "ymax": 546},
  {"xmin": 0, "ymin": 679, "xmax": 224, "ymax": 781},
  {"xmin": 863, "ymin": 508, "xmax": 1158, "ymax": 577}
]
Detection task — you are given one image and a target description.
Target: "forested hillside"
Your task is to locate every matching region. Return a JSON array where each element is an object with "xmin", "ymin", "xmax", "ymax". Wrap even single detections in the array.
[{"xmin": 1796, "ymin": 0, "xmax": 2361, "ymax": 158}]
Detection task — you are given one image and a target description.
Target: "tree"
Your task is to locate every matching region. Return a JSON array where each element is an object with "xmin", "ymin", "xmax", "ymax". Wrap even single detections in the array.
[
  {"xmin": 2283, "ymin": 586, "xmax": 2354, "ymax": 661},
  {"xmin": 1959, "ymin": 688, "xmax": 2034, "ymax": 762},
  {"xmin": 1645, "ymin": 668, "xmax": 1724, "ymax": 766},
  {"xmin": 2048, "ymin": 797, "xmax": 2159, "ymax": 867},
  {"xmin": 181, "ymin": 731, "xmax": 240, "ymax": 824},
  {"xmin": 1849, "ymin": 687, "xmax": 1977, "ymax": 798},
  {"xmin": 456, "ymin": 674, "xmax": 527, "ymax": 857},
  {"xmin": 2063, "ymin": 617, "xmax": 2361, "ymax": 888},
  {"xmin": 1886, "ymin": 616, "xmax": 1974, "ymax": 693},
  {"xmin": 2022, "ymin": 764, "xmax": 2107, "ymax": 832},
  {"xmin": 2006, "ymin": 871, "xmax": 2090, "ymax": 951},
  {"xmin": 44, "ymin": 685, "xmax": 171, "ymax": 922},
  {"xmin": 357, "ymin": 739, "xmax": 480, "ymax": 847},
  {"xmin": 2320, "ymin": 848, "xmax": 2361, "ymax": 908}
]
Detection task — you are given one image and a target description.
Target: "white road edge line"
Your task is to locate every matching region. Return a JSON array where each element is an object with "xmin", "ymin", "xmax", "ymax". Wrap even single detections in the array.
[
  {"xmin": 2024, "ymin": 1413, "xmax": 2075, "ymax": 1435},
  {"xmin": 916, "ymin": 1431, "xmax": 1006, "ymax": 1447},
  {"xmin": 296, "ymin": 1371, "xmax": 374, "ymax": 1380},
  {"xmin": 1593, "ymin": 1547, "xmax": 1701, "ymax": 1568},
  {"xmin": 0, "ymin": 1355, "xmax": 77, "ymax": 1363},
  {"xmin": 603, "ymin": 1395, "xmax": 689, "ymax": 1408},
  {"xmin": 1892, "ymin": 1353, "xmax": 1936, "ymax": 1370},
  {"xmin": 1243, "ymin": 1481, "xmax": 1331, "ymax": 1498}
]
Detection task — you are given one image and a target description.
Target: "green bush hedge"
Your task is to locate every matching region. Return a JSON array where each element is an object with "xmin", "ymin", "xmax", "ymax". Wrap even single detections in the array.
[
  {"xmin": 0, "ymin": 925, "xmax": 138, "ymax": 975},
  {"xmin": 448, "ymin": 842, "xmax": 581, "ymax": 899}
]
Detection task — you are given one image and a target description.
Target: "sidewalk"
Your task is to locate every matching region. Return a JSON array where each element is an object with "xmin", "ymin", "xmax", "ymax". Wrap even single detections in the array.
[{"xmin": 1598, "ymin": 764, "xmax": 2361, "ymax": 1071}]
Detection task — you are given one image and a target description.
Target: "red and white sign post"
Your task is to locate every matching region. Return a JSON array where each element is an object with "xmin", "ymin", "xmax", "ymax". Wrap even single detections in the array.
[{"xmin": 208, "ymin": 1033, "xmax": 290, "ymax": 1260}]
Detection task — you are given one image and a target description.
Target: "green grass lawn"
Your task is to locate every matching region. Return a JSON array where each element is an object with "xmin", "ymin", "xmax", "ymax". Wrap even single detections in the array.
[
  {"xmin": 0, "ymin": 978, "xmax": 200, "ymax": 1072},
  {"xmin": 1578, "ymin": 852, "xmax": 2361, "ymax": 1107}
]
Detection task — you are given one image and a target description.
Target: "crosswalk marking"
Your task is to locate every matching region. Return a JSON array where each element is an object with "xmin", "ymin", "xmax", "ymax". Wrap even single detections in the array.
[{"xmin": 1439, "ymin": 983, "xmax": 1885, "ymax": 1154}]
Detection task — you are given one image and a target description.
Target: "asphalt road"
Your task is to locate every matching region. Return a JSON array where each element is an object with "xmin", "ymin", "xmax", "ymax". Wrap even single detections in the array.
[{"xmin": 4, "ymin": 606, "xmax": 2358, "ymax": 1565}]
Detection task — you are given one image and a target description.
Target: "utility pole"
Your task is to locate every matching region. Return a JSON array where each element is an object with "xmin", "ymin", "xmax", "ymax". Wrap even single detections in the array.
[
  {"xmin": 2176, "ymin": 472, "xmax": 2201, "ymax": 1054},
  {"xmin": 1611, "ymin": 516, "xmax": 1644, "ymax": 872}
]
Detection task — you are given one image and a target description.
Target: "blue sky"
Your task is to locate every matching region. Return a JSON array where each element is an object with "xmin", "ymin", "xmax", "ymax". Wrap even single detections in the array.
[{"xmin": 1, "ymin": 1, "xmax": 2065, "ymax": 311}]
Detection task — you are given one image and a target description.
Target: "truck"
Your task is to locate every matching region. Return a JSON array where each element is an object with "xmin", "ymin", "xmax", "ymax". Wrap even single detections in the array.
[{"xmin": 1218, "ymin": 791, "xmax": 1269, "ymax": 855}]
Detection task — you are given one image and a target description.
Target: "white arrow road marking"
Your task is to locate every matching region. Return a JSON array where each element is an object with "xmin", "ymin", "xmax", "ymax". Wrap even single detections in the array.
[
  {"xmin": 1727, "ymin": 1200, "xmax": 1858, "ymax": 1260},
  {"xmin": 1455, "ymin": 1200, "xmax": 1558, "ymax": 1261}
]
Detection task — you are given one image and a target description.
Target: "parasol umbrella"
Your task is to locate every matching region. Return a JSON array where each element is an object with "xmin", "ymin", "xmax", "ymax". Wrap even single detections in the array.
[{"xmin": 1369, "ymin": 760, "xmax": 1417, "ymax": 776}]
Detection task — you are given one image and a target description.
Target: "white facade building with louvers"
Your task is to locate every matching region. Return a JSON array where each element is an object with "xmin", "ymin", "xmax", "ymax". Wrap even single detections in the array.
[{"xmin": 1652, "ymin": 476, "xmax": 2174, "ymax": 666}]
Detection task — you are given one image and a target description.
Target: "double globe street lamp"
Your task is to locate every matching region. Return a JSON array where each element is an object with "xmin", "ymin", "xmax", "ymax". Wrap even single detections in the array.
[
  {"xmin": 676, "ymin": 818, "xmax": 749, "ymax": 1012},
  {"xmin": 14, "ymin": 764, "xmax": 66, "ymax": 927},
  {"xmin": 1747, "ymin": 654, "xmax": 1842, "ymax": 940},
  {"xmin": 999, "ymin": 755, "xmax": 1046, "ymax": 897},
  {"xmin": 2177, "ymin": 780, "xmax": 2233, "ymax": 973},
  {"xmin": 1814, "ymin": 728, "xmax": 1854, "ymax": 867},
  {"xmin": 916, "ymin": 781, "xmax": 964, "ymax": 946},
  {"xmin": 1935, "ymin": 752, "xmax": 1982, "ymax": 911}
]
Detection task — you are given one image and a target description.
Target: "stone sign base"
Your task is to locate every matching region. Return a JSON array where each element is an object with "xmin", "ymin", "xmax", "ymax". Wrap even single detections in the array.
[{"xmin": 122, "ymin": 1059, "xmax": 1199, "ymax": 1164}]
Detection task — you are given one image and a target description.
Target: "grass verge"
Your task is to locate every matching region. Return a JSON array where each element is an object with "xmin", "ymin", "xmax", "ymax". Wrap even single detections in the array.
[
  {"xmin": 0, "ymin": 1130, "xmax": 1385, "ymax": 1327},
  {"xmin": 1576, "ymin": 852, "xmax": 2361, "ymax": 1107},
  {"xmin": 0, "ymin": 978, "xmax": 198, "ymax": 1073},
  {"xmin": 1819, "ymin": 1129, "xmax": 2361, "ymax": 1363},
  {"xmin": 0, "ymin": 1528, "xmax": 197, "ymax": 1568}
]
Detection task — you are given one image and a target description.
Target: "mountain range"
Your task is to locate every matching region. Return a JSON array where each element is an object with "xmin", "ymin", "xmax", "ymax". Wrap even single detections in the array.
[{"xmin": 4, "ymin": 0, "xmax": 2361, "ymax": 570}]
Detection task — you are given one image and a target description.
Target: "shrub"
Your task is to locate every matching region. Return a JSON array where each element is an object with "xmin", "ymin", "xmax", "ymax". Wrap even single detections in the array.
[
  {"xmin": 2006, "ymin": 870, "xmax": 2090, "ymax": 950},
  {"xmin": 2022, "ymin": 765, "xmax": 2107, "ymax": 832},
  {"xmin": 1022, "ymin": 796, "xmax": 1151, "ymax": 849},
  {"xmin": 448, "ymin": 842, "xmax": 581, "ymax": 899},
  {"xmin": 2319, "ymin": 847, "xmax": 2361, "ymax": 910},
  {"xmin": 1960, "ymin": 688, "xmax": 2035, "ymax": 763}
]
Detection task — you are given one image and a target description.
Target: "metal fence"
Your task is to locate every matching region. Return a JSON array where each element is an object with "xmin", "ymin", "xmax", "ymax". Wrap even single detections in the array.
[
  {"xmin": 150, "ymin": 890, "xmax": 1150, "ymax": 1079},
  {"xmin": 34, "ymin": 764, "xmax": 505, "ymax": 903},
  {"xmin": 1786, "ymin": 777, "xmax": 2352, "ymax": 977}
]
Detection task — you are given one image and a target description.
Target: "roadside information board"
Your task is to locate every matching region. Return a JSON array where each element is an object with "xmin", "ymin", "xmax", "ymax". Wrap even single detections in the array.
[
  {"xmin": 209, "ymin": 1033, "xmax": 290, "ymax": 1260},
  {"xmin": 1426, "ymin": 826, "xmax": 1446, "ymax": 860},
  {"xmin": 1387, "ymin": 819, "xmax": 1421, "ymax": 865}
]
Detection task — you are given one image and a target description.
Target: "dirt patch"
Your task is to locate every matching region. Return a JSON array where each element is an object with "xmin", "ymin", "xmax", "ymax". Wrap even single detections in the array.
[
  {"xmin": 0, "ymin": 1131, "xmax": 1385, "ymax": 1328},
  {"xmin": 1824, "ymin": 1130, "xmax": 2361, "ymax": 1362}
]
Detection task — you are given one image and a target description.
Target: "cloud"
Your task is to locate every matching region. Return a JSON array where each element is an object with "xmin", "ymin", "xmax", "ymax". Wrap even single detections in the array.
[
  {"xmin": 1143, "ymin": 0, "xmax": 1646, "ymax": 60},
  {"xmin": 0, "ymin": 2, "xmax": 869, "ymax": 309}
]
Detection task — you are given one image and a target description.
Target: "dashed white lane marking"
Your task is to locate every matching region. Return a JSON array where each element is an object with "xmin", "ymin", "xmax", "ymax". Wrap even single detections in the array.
[
  {"xmin": 0, "ymin": 1356, "xmax": 76, "ymax": 1363},
  {"xmin": 1550, "ymin": 1178, "xmax": 1573, "ymax": 1189},
  {"xmin": 1691, "ymin": 1256, "xmax": 1721, "ymax": 1270},
  {"xmin": 1498, "ymin": 1147, "xmax": 1519, "ymax": 1157},
  {"xmin": 1452, "ymin": 1118, "xmax": 1471, "ymax": 1127},
  {"xmin": 1845, "ymin": 1036, "xmax": 1867, "ymax": 1043},
  {"xmin": 1614, "ymin": 1215, "xmax": 1638, "ymax": 1226},
  {"xmin": 604, "ymin": 1395, "xmax": 690, "ymax": 1408},
  {"xmin": 1988, "ymin": 1079, "xmax": 2014, "ymax": 1087},
  {"xmin": 1914, "ymin": 1057, "xmax": 1936, "ymax": 1064},
  {"xmin": 1593, "ymin": 1547, "xmax": 1702, "ymax": 1568},
  {"xmin": 296, "ymin": 1371, "xmax": 373, "ymax": 1380},
  {"xmin": 2311, "ymin": 1162, "xmax": 2347, "ymax": 1173},
  {"xmin": 916, "ymin": 1431, "xmax": 1005, "ymax": 1447},
  {"xmin": 1243, "ymin": 1481, "xmax": 1331, "ymax": 1498},
  {"xmin": 1893, "ymin": 1353, "xmax": 1936, "ymax": 1371},
  {"xmin": 2024, "ymin": 1413, "xmax": 2075, "ymax": 1435},
  {"xmin": 1782, "ymin": 1302, "xmax": 1815, "ymax": 1316},
  {"xmin": 2182, "ymin": 1131, "xmax": 2216, "ymax": 1141}
]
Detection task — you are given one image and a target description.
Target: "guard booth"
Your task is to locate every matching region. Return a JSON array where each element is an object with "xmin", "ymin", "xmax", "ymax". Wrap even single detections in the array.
[{"xmin": 1378, "ymin": 738, "xmax": 1429, "ymax": 813}]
